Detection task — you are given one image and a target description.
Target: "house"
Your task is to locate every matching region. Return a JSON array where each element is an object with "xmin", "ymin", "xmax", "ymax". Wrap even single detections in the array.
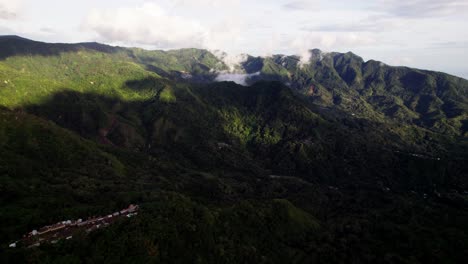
[{"xmin": 128, "ymin": 204, "xmax": 139, "ymax": 213}]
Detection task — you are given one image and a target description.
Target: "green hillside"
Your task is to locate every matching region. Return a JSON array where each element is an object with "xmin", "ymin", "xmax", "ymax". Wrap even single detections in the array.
[
  {"xmin": 1, "ymin": 36, "xmax": 468, "ymax": 263},
  {"xmin": 247, "ymin": 51, "xmax": 468, "ymax": 136}
]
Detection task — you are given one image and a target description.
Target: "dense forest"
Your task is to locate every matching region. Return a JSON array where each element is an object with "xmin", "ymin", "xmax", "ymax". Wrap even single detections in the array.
[{"xmin": 1, "ymin": 36, "xmax": 467, "ymax": 263}]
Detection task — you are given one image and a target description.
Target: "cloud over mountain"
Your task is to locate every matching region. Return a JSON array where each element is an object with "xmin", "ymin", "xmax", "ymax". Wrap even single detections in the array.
[
  {"xmin": 0, "ymin": 0, "xmax": 460, "ymax": 78},
  {"xmin": 215, "ymin": 72, "xmax": 260, "ymax": 85}
]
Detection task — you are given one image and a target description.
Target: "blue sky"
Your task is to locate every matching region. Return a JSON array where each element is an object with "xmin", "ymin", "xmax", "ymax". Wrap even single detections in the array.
[{"xmin": 1, "ymin": 0, "xmax": 468, "ymax": 79}]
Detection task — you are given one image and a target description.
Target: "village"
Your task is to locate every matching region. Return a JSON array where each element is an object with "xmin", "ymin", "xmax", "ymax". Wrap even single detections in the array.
[{"xmin": 9, "ymin": 204, "xmax": 139, "ymax": 248}]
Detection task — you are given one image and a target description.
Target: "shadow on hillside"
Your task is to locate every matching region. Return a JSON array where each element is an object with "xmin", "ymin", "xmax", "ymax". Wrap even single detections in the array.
[
  {"xmin": 124, "ymin": 75, "xmax": 168, "ymax": 92},
  {"xmin": 9, "ymin": 77, "xmax": 468, "ymax": 192},
  {"xmin": 145, "ymin": 64, "xmax": 172, "ymax": 79},
  {"xmin": 19, "ymin": 85, "xmax": 267, "ymax": 176}
]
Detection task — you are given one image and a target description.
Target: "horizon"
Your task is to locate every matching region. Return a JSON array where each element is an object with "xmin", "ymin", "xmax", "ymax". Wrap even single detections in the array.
[{"xmin": 1, "ymin": 0, "xmax": 468, "ymax": 79}]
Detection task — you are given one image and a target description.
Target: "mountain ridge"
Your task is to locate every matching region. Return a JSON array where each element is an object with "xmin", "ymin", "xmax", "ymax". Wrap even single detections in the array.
[
  {"xmin": 2, "ymin": 35, "xmax": 466, "ymax": 80},
  {"xmin": 2, "ymin": 35, "xmax": 466, "ymax": 137}
]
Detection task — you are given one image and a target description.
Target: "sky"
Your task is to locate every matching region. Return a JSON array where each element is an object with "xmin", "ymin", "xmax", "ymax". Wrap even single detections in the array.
[{"xmin": 1, "ymin": 0, "xmax": 468, "ymax": 79}]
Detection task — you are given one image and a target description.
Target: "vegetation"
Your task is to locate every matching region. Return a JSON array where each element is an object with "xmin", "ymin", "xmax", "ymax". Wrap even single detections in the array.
[{"xmin": 1, "ymin": 36, "xmax": 468, "ymax": 263}]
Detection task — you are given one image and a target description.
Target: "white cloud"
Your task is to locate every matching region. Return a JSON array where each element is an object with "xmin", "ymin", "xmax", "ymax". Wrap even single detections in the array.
[
  {"xmin": 172, "ymin": 0, "xmax": 240, "ymax": 8},
  {"xmin": 82, "ymin": 2, "xmax": 208, "ymax": 49},
  {"xmin": 283, "ymin": 0, "xmax": 320, "ymax": 11},
  {"xmin": 215, "ymin": 72, "xmax": 260, "ymax": 85},
  {"xmin": 376, "ymin": 0, "xmax": 468, "ymax": 18},
  {"xmin": 40, "ymin": 27, "xmax": 56, "ymax": 34},
  {"xmin": 303, "ymin": 15, "xmax": 404, "ymax": 32},
  {"xmin": 211, "ymin": 51, "xmax": 260, "ymax": 85},
  {"xmin": 387, "ymin": 56, "xmax": 414, "ymax": 66},
  {"xmin": 82, "ymin": 2, "xmax": 246, "ymax": 51},
  {"xmin": 203, "ymin": 18, "xmax": 245, "ymax": 52},
  {"xmin": 0, "ymin": 0, "xmax": 21, "ymax": 20},
  {"xmin": 289, "ymin": 32, "xmax": 376, "ymax": 64},
  {"xmin": 212, "ymin": 51, "xmax": 249, "ymax": 71}
]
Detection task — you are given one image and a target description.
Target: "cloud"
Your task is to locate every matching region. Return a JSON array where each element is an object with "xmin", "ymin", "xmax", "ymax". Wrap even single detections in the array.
[
  {"xmin": 0, "ymin": 0, "xmax": 21, "ymax": 20},
  {"xmin": 429, "ymin": 41, "xmax": 468, "ymax": 49},
  {"xmin": 82, "ymin": 2, "xmax": 245, "ymax": 51},
  {"xmin": 203, "ymin": 18, "xmax": 245, "ymax": 52},
  {"xmin": 215, "ymin": 72, "xmax": 260, "ymax": 85},
  {"xmin": 172, "ymin": 0, "xmax": 240, "ymax": 8},
  {"xmin": 286, "ymin": 32, "xmax": 376, "ymax": 65},
  {"xmin": 303, "ymin": 16, "xmax": 402, "ymax": 32},
  {"xmin": 459, "ymin": 71, "xmax": 468, "ymax": 80},
  {"xmin": 288, "ymin": 32, "xmax": 376, "ymax": 61},
  {"xmin": 283, "ymin": 1, "xmax": 320, "ymax": 11},
  {"xmin": 211, "ymin": 52, "xmax": 259, "ymax": 85},
  {"xmin": 212, "ymin": 51, "xmax": 249, "ymax": 71},
  {"xmin": 82, "ymin": 2, "xmax": 208, "ymax": 49},
  {"xmin": 376, "ymin": 0, "xmax": 468, "ymax": 18},
  {"xmin": 40, "ymin": 27, "xmax": 56, "ymax": 34},
  {"xmin": 0, "ymin": 25, "xmax": 13, "ymax": 34},
  {"xmin": 386, "ymin": 56, "xmax": 414, "ymax": 66}
]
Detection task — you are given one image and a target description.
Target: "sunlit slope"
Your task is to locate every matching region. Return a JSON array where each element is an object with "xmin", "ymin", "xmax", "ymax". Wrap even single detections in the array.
[{"xmin": 0, "ymin": 36, "xmax": 226, "ymax": 108}]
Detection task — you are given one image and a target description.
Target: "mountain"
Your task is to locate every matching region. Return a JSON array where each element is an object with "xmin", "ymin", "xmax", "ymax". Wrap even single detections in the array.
[
  {"xmin": 1, "ymin": 36, "xmax": 468, "ymax": 263},
  {"xmin": 244, "ymin": 51, "xmax": 468, "ymax": 137}
]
